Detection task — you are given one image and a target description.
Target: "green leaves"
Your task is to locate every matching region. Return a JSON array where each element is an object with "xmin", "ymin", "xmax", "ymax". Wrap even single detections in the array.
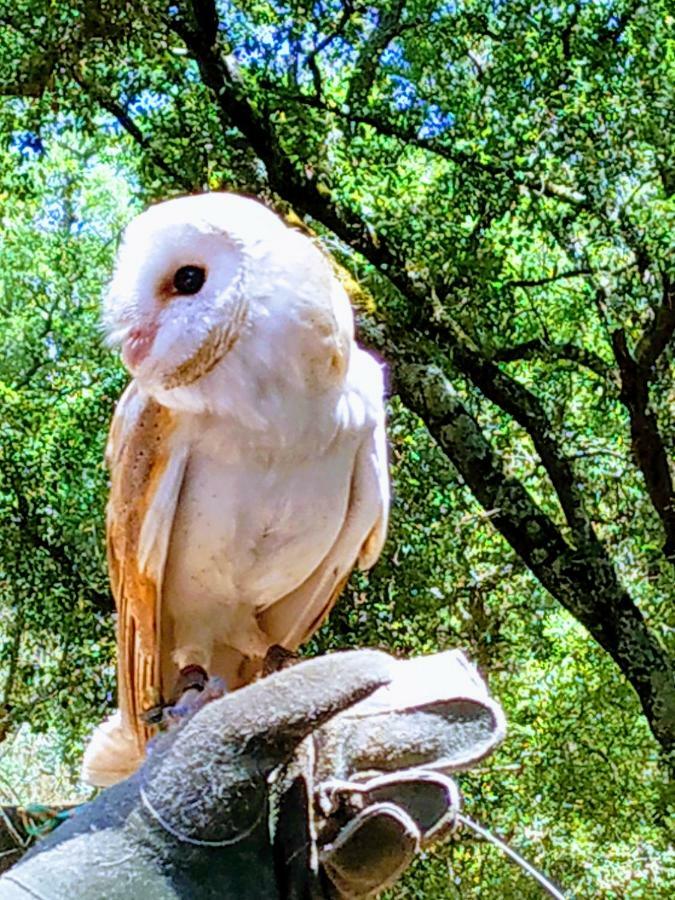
[{"xmin": 0, "ymin": 1, "xmax": 673, "ymax": 895}]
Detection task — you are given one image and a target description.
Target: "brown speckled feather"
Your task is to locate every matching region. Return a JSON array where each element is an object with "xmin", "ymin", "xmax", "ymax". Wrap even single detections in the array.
[{"xmin": 106, "ymin": 382, "xmax": 186, "ymax": 752}]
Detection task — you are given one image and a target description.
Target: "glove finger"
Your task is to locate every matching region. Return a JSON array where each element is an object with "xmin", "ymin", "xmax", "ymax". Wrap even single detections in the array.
[
  {"xmin": 343, "ymin": 700, "xmax": 502, "ymax": 776},
  {"xmin": 315, "ymin": 652, "xmax": 505, "ymax": 782},
  {"xmin": 360, "ymin": 771, "xmax": 460, "ymax": 846},
  {"xmin": 172, "ymin": 648, "xmax": 393, "ymax": 763},
  {"xmin": 320, "ymin": 803, "xmax": 419, "ymax": 899},
  {"xmin": 140, "ymin": 650, "xmax": 393, "ymax": 847}
]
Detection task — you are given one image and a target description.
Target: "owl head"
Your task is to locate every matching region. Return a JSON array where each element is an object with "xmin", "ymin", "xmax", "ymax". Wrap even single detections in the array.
[{"xmin": 103, "ymin": 193, "xmax": 353, "ymax": 408}]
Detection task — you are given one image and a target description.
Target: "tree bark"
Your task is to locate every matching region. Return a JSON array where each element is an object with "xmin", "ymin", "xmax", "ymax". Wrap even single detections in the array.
[
  {"xmin": 612, "ymin": 320, "xmax": 675, "ymax": 562},
  {"xmin": 393, "ymin": 362, "xmax": 675, "ymax": 761}
]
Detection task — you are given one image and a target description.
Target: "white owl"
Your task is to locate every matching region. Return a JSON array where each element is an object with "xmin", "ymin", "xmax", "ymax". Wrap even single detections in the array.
[{"xmin": 82, "ymin": 193, "xmax": 389, "ymax": 786}]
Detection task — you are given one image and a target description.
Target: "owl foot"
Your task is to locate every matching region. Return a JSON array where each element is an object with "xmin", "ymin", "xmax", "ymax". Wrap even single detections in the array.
[
  {"xmin": 141, "ymin": 669, "xmax": 227, "ymax": 728},
  {"xmin": 141, "ymin": 705, "xmax": 166, "ymax": 726},
  {"xmin": 262, "ymin": 644, "xmax": 299, "ymax": 676},
  {"xmin": 168, "ymin": 673, "xmax": 227, "ymax": 720},
  {"xmin": 173, "ymin": 664, "xmax": 209, "ymax": 698}
]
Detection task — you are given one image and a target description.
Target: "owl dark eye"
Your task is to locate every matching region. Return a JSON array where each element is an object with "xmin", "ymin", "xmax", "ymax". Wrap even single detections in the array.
[{"xmin": 173, "ymin": 265, "xmax": 206, "ymax": 295}]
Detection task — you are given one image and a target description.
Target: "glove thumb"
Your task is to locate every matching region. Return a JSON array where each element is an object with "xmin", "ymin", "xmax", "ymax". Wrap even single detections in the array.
[{"xmin": 140, "ymin": 650, "xmax": 393, "ymax": 846}]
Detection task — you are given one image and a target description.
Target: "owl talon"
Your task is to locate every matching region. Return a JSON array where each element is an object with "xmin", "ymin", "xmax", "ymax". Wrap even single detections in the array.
[
  {"xmin": 172, "ymin": 664, "xmax": 208, "ymax": 700},
  {"xmin": 139, "ymin": 666, "xmax": 210, "ymax": 727},
  {"xmin": 166, "ymin": 674, "xmax": 228, "ymax": 721},
  {"xmin": 141, "ymin": 705, "xmax": 166, "ymax": 726}
]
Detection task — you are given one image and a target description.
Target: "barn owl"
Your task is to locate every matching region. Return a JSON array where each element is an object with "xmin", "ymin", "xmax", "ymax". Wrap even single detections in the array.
[{"xmin": 81, "ymin": 193, "xmax": 389, "ymax": 786}]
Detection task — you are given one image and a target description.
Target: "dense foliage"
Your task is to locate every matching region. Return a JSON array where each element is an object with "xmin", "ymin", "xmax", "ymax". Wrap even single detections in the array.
[{"xmin": 0, "ymin": 1, "xmax": 673, "ymax": 896}]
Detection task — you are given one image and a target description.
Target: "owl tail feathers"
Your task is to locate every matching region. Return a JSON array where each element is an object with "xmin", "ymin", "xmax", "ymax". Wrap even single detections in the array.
[{"xmin": 81, "ymin": 710, "xmax": 145, "ymax": 787}]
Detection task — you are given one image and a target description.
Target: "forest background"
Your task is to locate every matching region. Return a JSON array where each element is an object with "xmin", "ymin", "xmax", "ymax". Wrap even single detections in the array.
[{"xmin": 0, "ymin": 1, "xmax": 673, "ymax": 896}]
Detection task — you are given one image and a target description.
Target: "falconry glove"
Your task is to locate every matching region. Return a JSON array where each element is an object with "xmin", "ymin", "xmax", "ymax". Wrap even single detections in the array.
[
  {"xmin": 276, "ymin": 649, "xmax": 506, "ymax": 898},
  {"xmin": 0, "ymin": 649, "xmax": 504, "ymax": 899}
]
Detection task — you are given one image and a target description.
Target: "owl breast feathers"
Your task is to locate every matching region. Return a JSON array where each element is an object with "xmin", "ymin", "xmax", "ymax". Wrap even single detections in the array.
[{"xmin": 81, "ymin": 193, "xmax": 390, "ymax": 786}]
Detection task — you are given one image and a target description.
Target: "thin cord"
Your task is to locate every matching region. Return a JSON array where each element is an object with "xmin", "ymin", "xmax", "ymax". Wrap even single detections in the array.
[{"xmin": 457, "ymin": 813, "xmax": 567, "ymax": 900}]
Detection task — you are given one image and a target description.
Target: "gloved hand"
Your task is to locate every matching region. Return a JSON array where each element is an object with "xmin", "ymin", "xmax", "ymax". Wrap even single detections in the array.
[
  {"xmin": 0, "ymin": 649, "xmax": 505, "ymax": 899},
  {"xmin": 277, "ymin": 649, "xmax": 506, "ymax": 898}
]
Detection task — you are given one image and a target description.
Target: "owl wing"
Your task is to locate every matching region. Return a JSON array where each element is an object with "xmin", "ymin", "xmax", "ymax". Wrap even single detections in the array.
[
  {"xmin": 106, "ymin": 381, "xmax": 189, "ymax": 751},
  {"xmin": 258, "ymin": 408, "xmax": 389, "ymax": 651}
]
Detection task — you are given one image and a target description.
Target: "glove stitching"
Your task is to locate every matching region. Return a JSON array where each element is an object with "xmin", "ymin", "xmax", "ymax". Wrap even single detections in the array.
[
  {"xmin": 139, "ymin": 784, "xmax": 265, "ymax": 847},
  {"xmin": 0, "ymin": 874, "xmax": 49, "ymax": 899}
]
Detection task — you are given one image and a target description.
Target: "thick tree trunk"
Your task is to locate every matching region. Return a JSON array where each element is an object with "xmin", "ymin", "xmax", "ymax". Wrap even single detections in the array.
[{"xmin": 395, "ymin": 362, "xmax": 675, "ymax": 760}]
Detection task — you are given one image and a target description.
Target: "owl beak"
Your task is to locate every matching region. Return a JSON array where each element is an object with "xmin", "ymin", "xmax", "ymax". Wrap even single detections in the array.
[{"xmin": 122, "ymin": 323, "xmax": 159, "ymax": 370}]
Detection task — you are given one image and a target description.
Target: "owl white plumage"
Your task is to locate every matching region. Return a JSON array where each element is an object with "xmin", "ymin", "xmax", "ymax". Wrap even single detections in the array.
[{"xmin": 82, "ymin": 193, "xmax": 389, "ymax": 786}]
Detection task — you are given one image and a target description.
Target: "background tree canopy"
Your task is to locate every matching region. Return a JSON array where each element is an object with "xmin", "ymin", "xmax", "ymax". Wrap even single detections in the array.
[{"xmin": 0, "ymin": 0, "xmax": 673, "ymax": 896}]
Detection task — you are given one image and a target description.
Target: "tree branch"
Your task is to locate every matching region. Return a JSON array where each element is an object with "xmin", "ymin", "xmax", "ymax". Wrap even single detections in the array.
[
  {"xmin": 305, "ymin": 0, "xmax": 358, "ymax": 98},
  {"xmin": 345, "ymin": 0, "xmax": 406, "ymax": 109},
  {"xmin": 392, "ymin": 360, "xmax": 674, "ymax": 757},
  {"xmin": 72, "ymin": 72, "xmax": 194, "ymax": 193},
  {"xmin": 634, "ymin": 273, "xmax": 675, "ymax": 370},
  {"xmin": 260, "ymin": 86, "xmax": 588, "ymax": 208},
  {"xmin": 611, "ymin": 327, "xmax": 675, "ymax": 560},
  {"xmin": 492, "ymin": 339, "xmax": 616, "ymax": 383},
  {"xmin": 425, "ymin": 321, "xmax": 597, "ymax": 543},
  {"xmin": 190, "ymin": 0, "xmax": 219, "ymax": 47},
  {"xmin": 503, "ymin": 267, "xmax": 593, "ymax": 288}
]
